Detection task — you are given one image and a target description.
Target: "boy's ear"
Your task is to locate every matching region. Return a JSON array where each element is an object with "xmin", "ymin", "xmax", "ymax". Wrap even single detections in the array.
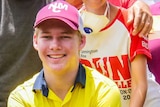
[
  {"xmin": 79, "ymin": 35, "xmax": 86, "ymax": 50},
  {"xmin": 33, "ymin": 35, "xmax": 38, "ymax": 51}
]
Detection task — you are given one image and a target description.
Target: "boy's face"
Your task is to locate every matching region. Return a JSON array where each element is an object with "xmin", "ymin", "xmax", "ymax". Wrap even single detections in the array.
[{"xmin": 33, "ymin": 19, "xmax": 85, "ymax": 73}]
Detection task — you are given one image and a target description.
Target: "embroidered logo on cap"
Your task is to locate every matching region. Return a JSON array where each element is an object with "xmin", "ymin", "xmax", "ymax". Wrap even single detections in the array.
[{"xmin": 48, "ymin": 2, "xmax": 68, "ymax": 13}]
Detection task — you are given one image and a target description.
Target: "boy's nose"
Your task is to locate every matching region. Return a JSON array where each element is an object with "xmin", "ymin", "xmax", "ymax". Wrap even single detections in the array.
[{"xmin": 49, "ymin": 39, "xmax": 62, "ymax": 50}]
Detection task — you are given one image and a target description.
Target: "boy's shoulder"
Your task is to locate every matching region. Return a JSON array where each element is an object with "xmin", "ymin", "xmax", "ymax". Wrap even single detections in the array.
[{"xmin": 83, "ymin": 65, "xmax": 117, "ymax": 87}]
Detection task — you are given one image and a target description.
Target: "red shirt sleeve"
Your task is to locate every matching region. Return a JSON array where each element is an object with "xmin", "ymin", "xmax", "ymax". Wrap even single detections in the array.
[
  {"xmin": 108, "ymin": 0, "xmax": 137, "ymax": 8},
  {"xmin": 118, "ymin": 8, "xmax": 152, "ymax": 61}
]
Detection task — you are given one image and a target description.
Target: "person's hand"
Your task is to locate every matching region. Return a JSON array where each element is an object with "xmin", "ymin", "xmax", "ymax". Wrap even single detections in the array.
[{"xmin": 127, "ymin": 1, "xmax": 153, "ymax": 37}]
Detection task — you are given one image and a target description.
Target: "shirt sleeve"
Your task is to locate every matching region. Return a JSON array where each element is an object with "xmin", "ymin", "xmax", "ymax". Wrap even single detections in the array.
[
  {"xmin": 8, "ymin": 91, "xmax": 28, "ymax": 107},
  {"xmin": 119, "ymin": 8, "xmax": 152, "ymax": 61},
  {"xmin": 130, "ymin": 34, "xmax": 152, "ymax": 62},
  {"xmin": 96, "ymin": 85, "xmax": 121, "ymax": 107}
]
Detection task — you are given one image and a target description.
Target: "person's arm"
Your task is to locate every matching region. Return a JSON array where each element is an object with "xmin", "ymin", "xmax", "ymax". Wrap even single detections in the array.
[
  {"xmin": 130, "ymin": 55, "xmax": 148, "ymax": 107},
  {"xmin": 127, "ymin": 0, "xmax": 153, "ymax": 37},
  {"xmin": 108, "ymin": 0, "xmax": 153, "ymax": 37},
  {"xmin": 67, "ymin": 0, "xmax": 153, "ymax": 37}
]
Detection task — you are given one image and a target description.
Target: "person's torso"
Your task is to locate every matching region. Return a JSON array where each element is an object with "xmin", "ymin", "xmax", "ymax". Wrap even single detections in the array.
[{"xmin": 80, "ymin": 8, "xmax": 150, "ymax": 107}]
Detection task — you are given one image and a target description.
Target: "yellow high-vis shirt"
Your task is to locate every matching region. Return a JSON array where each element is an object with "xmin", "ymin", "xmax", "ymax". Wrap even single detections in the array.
[{"xmin": 8, "ymin": 64, "xmax": 121, "ymax": 107}]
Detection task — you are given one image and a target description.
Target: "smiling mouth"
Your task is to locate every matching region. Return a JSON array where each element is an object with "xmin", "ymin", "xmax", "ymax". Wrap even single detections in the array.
[{"xmin": 48, "ymin": 54, "xmax": 66, "ymax": 59}]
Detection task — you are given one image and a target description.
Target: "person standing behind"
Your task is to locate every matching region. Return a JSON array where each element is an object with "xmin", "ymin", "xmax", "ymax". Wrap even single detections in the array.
[
  {"xmin": 67, "ymin": 0, "xmax": 153, "ymax": 37},
  {"xmin": 7, "ymin": 1, "xmax": 121, "ymax": 107},
  {"xmin": 79, "ymin": 0, "xmax": 160, "ymax": 107},
  {"xmin": 146, "ymin": 1, "xmax": 160, "ymax": 84}
]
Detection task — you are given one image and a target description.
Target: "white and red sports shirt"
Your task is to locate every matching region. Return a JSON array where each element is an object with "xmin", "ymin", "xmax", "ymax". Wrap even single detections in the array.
[{"xmin": 80, "ymin": 8, "xmax": 151, "ymax": 107}]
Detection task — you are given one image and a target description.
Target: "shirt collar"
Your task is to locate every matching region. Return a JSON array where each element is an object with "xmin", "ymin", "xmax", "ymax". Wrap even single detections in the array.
[{"xmin": 33, "ymin": 63, "xmax": 86, "ymax": 97}]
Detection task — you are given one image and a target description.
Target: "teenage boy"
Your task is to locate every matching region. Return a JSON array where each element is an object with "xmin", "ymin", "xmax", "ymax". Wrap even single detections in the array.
[{"xmin": 7, "ymin": 1, "xmax": 121, "ymax": 107}]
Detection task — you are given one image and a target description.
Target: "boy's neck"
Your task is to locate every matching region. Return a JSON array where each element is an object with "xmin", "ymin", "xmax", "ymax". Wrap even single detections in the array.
[{"xmin": 44, "ymin": 68, "xmax": 78, "ymax": 100}]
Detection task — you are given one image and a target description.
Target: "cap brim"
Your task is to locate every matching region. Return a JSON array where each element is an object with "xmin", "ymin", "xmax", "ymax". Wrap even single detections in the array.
[{"xmin": 34, "ymin": 16, "xmax": 78, "ymax": 30}]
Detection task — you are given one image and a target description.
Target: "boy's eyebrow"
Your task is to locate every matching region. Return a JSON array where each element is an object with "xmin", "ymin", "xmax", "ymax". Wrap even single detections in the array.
[
  {"xmin": 41, "ymin": 30, "xmax": 74, "ymax": 34},
  {"xmin": 59, "ymin": 29, "xmax": 75, "ymax": 34},
  {"xmin": 41, "ymin": 31, "xmax": 49, "ymax": 33},
  {"xmin": 62, "ymin": 31, "xmax": 73, "ymax": 34},
  {"xmin": 40, "ymin": 31, "xmax": 50, "ymax": 35}
]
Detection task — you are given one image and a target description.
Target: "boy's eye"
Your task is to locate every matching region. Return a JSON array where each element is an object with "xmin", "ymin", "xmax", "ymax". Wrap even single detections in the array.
[
  {"xmin": 61, "ymin": 36, "xmax": 70, "ymax": 38},
  {"xmin": 41, "ymin": 36, "xmax": 51, "ymax": 39}
]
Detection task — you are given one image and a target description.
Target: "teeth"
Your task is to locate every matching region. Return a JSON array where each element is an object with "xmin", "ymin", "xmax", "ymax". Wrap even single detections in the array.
[{"xmin": 49, "ymin": 55, "xmax": 63, "ymax": 58}]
